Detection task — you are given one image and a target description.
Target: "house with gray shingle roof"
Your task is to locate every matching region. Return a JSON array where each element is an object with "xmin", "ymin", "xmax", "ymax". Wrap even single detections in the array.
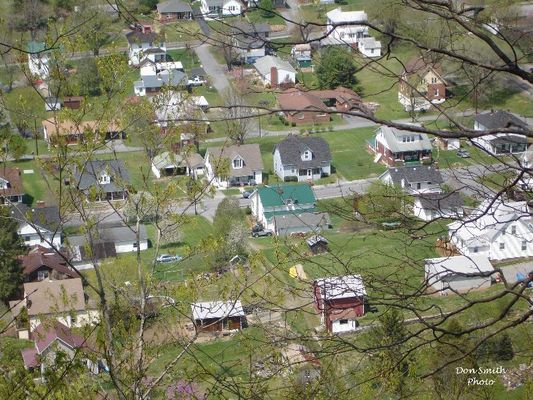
[
  {"xmin": 254, "ymin": 55, "xmax": 296, "ymax": 87},
  {"xmin": 273, "ymin": 135, "xmax": 332, "ymax": 182},
  {"xmin": 473, "ymin": 110, "xmax": 529, "ymax": 155},
  {"xmin": 379, "ymin": 165, "xmax": 443, "ymax": 194},
  {"xmin": 372, "ymin": 125, "xmax": 433, "ymax": 166},
  {"xmin": 413, "ymin": 191, "xmax": 464, "ymax": 221},
  {"xmin": 74, "ymin": 159, "xmax": 130, "ymax": 201},
  {"xmin": 205, "ymin": 144, "xmax": 263, "ymax": 188},
  {"xmin": 157, "ymin": 0, "xmax": 193, "ymax": 21},
  {"xmin": 134, "ymin": 60, "xmax": 187, "ymax": 96}
]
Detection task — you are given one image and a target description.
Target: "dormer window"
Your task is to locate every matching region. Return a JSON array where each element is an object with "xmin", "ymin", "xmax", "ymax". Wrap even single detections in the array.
[
  {"xmin": 233, "ymin": 157, "xmax": 243, "ymax": 169},
  {"xmin": 0, "ymin": 179, "xmax": 7, "ymax": 189},
  {"xmin": 511, "ymin": 225, "xmax": 516, "ymax": 235},
  {"xmin": 302, "ymin": 150, "xmax": 312, "ymax": 161},
  {"xmin": 99, "ymin": 173, "xmax": 111, "ymax": 185}
]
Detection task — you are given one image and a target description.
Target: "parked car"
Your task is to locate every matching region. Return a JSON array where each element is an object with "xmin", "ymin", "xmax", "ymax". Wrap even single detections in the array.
[
  {"xmin": 156, "ymin": 254, "xmax": 182, "ymax": 263},
  {"xmin": 252, "ymin": 229, "xmax": 273, "ymax": 238},
  {"xmin": 456, "ymin": 149, "xmax": 471, "ymax": 158},
  {"xmin": 187, "ymin": 76, "xmax": 205, "ymax": 86},
  {"xmin": 242, "ymin": 190, "xmax": 253, "ymax": 199}
]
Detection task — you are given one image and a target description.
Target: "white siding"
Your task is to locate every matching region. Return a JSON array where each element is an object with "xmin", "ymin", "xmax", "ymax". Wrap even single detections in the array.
[
  {"xmin": 115, "ymin": 239, "xmax": 148, "ymax": 254},
  {"xmin": 331, "ymin": 319, "xmax": 357, "ymax": 333},
  {"xmin": 19, "ymin": 224, "xmax": 62, "ymax": 249}
]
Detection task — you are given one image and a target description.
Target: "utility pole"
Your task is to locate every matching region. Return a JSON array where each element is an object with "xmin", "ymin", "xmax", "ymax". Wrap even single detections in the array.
[{"xmin": 34, "ymin": 120, "xmax": 39, "ymax": 156}]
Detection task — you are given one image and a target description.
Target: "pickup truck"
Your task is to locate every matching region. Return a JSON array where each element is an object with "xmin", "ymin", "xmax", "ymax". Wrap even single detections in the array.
[{"xmin": 187, "ymin": 77, "xmax": 205, "ymax": 87}]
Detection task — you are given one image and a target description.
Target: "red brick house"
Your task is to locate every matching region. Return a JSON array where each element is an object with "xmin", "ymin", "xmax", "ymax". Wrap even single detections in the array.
[
  {"xmin": 398, "ymin": 57, "xmax": 446, "ymax": 111},
  {"xmin": 277, "ymin": 89, "xmax": 331, "ymax": 125},
  {"xmin": 191, "ymin": 300, "xmax": 245, "ymax": 333},
  {"xmin": 313, "ymin": 275, "xmax": 366, "ymax": 333},
  {"xmin": 313, "ymin": 87, "xmax": 363, "ymax": 112},
  {"xmin": 371, "ymin": 125, "xmax": 433, "ymax": 166}
]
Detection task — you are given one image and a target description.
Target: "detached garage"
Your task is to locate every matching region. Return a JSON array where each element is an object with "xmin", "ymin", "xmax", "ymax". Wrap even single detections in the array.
[{"xmin": 425, "ymin": 255, "xmax": 494, "ymax": 293}]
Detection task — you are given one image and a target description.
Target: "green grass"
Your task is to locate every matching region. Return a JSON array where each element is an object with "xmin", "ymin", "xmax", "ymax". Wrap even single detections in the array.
[
  {"xmin": 160, "ymin": 21, "xmax": 201, "ymax": 42},
  {"xmin": 167, "ymin": 49, "xmax": 201, "ymax": 70},
  {"xmin": 3, "ymin": 159, "xmax": 58, "ymax": 206},
  {"xmin": 246, "ymin": 9, "xmax": 287, "ymax": 26}
]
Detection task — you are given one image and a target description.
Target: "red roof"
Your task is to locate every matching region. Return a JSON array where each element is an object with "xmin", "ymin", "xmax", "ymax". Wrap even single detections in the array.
[
  {"xmin": 19, "ymin": 246, "xmax": 79, "ymax": 279},
  {"xmin": 0, "ymin": 167, "xmax": 24, "ymax": 197},
  {"xmin": 277, "ymin": 89, "xmax": 329, "ymax": 114}
]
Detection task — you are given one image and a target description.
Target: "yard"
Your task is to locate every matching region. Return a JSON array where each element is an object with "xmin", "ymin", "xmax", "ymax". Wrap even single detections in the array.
[{"xmin": 167, "ymin": 48, "xmax": 201, "ymax": 70}]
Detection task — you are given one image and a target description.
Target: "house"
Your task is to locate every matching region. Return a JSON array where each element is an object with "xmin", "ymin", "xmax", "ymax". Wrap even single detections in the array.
[
  {"xmin": 21, "ymin": 321, "xmax": 99, "ymax": 375},
  {"xmin": 425, "ymin": 255, "xmax": 494, "ymax": 293},
  {"xmin": 250, "ymin": 183, "xmax": 330, "ymax": 235},
  {"xmin": 125, "ymin": 31, "xmax": 166, "ymax": 67},
  {"xmin": 379, "ymin": 165, "xmax": 443, "ymax": 194},
  {"xmin": 371, "ymin": 125, "xmax": 433, "ymax": 166},
  {"xmin": 151, "ymin": 151, "xmax": 204, "ymax": 179},
  {"xmin": 204, "ymin": 144, "xmax": 263, "ymax": 188},
  {"xmin": 20, "ymin": 245, "xmax": 79, "ymax": 282},
  {"xmin": 189, "ymin": 67, "xmax": 207, "ymax": 83},
  {"xmin": 232, "ymin": 21, "xmax": 271, "ymax": 38},
  {"xmin": 232, "ymin": 22, "xmax": 271, "ymax": 63},
  {"xmin": 472, "ymin": 110, "xmax": 529, "ymax": 155},
  {"xmin": 0, "ymin": 167, "xmax": 24, "ymax": 204},
  {"xmin": 325, "ymin": 8, "xmax": 369, "ymax": 45},
  {"xmin": 151, "ymin": 92, "xmax": 209, "ymax": 132},
  {"xmin": 68, "ymin": 224, "xmax": 149, "ymax": 262},
  {"xmin": 10, "ymin": 278, "xmax": 100, "ymax": 335},
  {"xmin": 27, "ymin": 41, "xmax": 50, "ymax": 80},
  {"xmin": 8, "ymin": 204, "xmax": 62, "ymax": 249},
  {"xmin": 277, "ymin": 90, "xmax": 331, "ymax": 126},
  {"xmin": 313, "ymin": 275, "xmax": 366, "ymax": 333},
  {"xmin": 448, "ymin": 200, "xmax": 533, "ymax": 261},
  {"xmin": 254, "ymin": 55, "xmax": 296, "ymax": 88},
  {"xmin": 200, "ymin": 0, "xmax": 244, "ymax": 16},
  {"xmin": 398, "ymin": 57, "xmax": 447, "ymax": 111},
  {"xmin": 358, "ymin": 37, "xmax": 382, "ymax": 58},
  {"xmin": 134, "ymin": 60, "xmax": 187, "ymax": 96},
  {"xmin": 157, "ymin": 0, "xmax": 193, "ymax": 22},
  {"xmin": 520, "ymin": 148, "xmax": 532, "ymax": 189},
  {"xmin": 191, "ymin": 300, "xmax": 245, "ymax": 332},
  {"xmin": 73, "ymin": 159, "xmax": 130, "ymax": 202},
  {"xmin": 273, "ymin": 135, "xmax": 332, "ymax": 182},
  {"xmin": 41, "ymin": 119, "xmax": 125, "ymax": 146},
  {"xmin": 291, "ymin": 43, "xmax": 312, "ymax": 67},
  {"xmin": 413, "ymin": 192, "xmax": 464, "ymax": 221},
  {"xmin": 311, "ymin": 87, "xmax": 363, "ymax": 112},
  {"xmin": 306, "ymin": 235, "xmax": 329, "ymax": 254}
]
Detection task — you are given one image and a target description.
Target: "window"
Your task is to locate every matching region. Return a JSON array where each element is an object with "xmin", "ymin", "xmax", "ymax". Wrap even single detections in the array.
[
  {"xmin": 434, "ymin": 88, "xmax": 440, "ymax": 97},
  {"xmin": 511, "ymin": 226, "xmax": 516, "ymax": 235},
  {"xmin": 522, "ymin": 241, "xmax": 527, "ymax": 251},
  {"xmin": 233, "ymin": 158, "xmax": 243, "ymax": 169},
  {"xmin": 133, "ymin": 242, "xmax": 138, "ymax": 248},
  {"xmin": 473, "ymin": 247, "xmax": 478, "ymax": 253},
  {"xmin": 24, "ymin": 236, "xmax": 31, "ymax": 242},
  {"xmin": 99, "ymin": 173, "xmax": 111, "ymax": 185},
  {"xmin": 499, "ymin": 243, "xmax": 505, "ymax": 250},
  {"xmin": 431, "ymin": 77, "xmax": 437, "ymax": 84},
  {"xmin": 339, "ymin": 319, "xmax": 349, "ymax": 325},
  {"xmin": 37, "ymin": 270, "xmax": 49, "ymax": 281}
]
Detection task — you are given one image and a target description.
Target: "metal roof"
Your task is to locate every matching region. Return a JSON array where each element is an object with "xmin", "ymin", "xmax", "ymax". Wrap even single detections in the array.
[{"xmin": 191, "ymin": 300, "xmax": 244, "ymax": 320}]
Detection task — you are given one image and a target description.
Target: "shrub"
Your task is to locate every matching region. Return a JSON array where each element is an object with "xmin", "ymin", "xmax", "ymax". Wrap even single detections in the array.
[{"xmin": 284, "ymin": 176, "xmax": 298, "ymax": 182}]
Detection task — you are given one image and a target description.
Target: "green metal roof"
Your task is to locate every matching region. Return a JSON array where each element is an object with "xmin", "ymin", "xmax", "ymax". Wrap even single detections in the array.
[
  {"xmin": 257, "ymin": 184, "xmax": 316, "ymax": 208},
  {"xmin": 27, "ymin": 41, "xmax": 46, "ymax": 53}
]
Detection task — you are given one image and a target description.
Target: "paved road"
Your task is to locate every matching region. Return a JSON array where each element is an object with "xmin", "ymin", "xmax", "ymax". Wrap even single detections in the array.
[
  {"xmin": 440, "ymin": 163, "xmax": 508, "ymax": 200},
  {"xmin": 194, "ymin": 43, "xmax": 230, "ymax": 93}
]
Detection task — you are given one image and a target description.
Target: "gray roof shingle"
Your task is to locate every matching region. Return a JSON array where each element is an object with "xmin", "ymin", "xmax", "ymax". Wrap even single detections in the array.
[
  {"xmin": 206, "ymin": 144, "xmax": 264, "ymax": 178},
  {"xmin": 8, "ymin": 204, "xmax": 61, "ymax": 231},
  {"xmin": 415, "ymin": 191, "xmax": 463, "ymax": 210},
  {"xmin": 75, "ymin": 159, "xmax": 130, "ymax": 193},
  {"xmin": 377, "ymin": 125, "xmax": 432, "ymax": 153},
  {"xmin": 157, "ymin": 0, "xmax": 193, "ymax": 13},
  {"xmin": 386, "ymin": 165, "xmax": 444, "ymax": 185},
  {"xmin": 274, "ymin": 135, "xmax": 331, "ymax": 169},
  {"xmin": 474, "ymin": 110, "xmax": 529, "ymax": 130}
]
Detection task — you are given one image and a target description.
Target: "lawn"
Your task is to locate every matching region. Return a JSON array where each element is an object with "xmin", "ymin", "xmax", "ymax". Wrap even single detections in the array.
[
  {"xmin": 167, "ymin": 48, "xmax": 201, "ymax": 70},
  {"xmin": 159, "ymin": 21, "xmax": 202, "ymax": 43},
  {"xmin": 246, "ymin": 9, "xmax": 287, "ymax": 26}
]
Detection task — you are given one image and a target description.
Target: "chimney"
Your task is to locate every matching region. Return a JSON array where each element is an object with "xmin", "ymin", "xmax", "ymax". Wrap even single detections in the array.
[
  {"xmin": 36, "ymin": 201, "xmax": 46, "ymax": 208},
  {"xmin": 270, "ymin": 67, "xmax": 278, "ymax": 88}
]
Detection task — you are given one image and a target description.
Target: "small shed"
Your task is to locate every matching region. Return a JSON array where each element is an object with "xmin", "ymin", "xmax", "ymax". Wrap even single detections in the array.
[
  {"xmin": 306, "ymin": 235, "xmax": 329, "ymax": 254},
  {"xmin": 63, "ymin": 96, "xmax": 84, "ymax": 109},
  {"xmin": 191, "ymin": 300, "xmax": 245, "ymax": 333}
]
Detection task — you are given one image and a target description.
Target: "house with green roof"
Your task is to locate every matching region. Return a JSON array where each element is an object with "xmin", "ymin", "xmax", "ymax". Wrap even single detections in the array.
[
  {"xmin": 27, "ymin": 41, "xmax": 50, "ymax": 80},
  {"xmin": 250, "ymin": 184, "xmax": 332, "ymax": 235}
]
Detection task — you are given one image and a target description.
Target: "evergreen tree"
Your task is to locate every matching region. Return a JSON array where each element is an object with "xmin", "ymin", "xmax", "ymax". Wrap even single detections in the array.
[
  {"xmin": 495, "ymin": 333, "xmax": 514, "ymax": 361},
  {"xmin": 0, "ymin": 207, "xmax": 26, "ymax": 302},
  {"xmin": 316, "ymin": 47, "xmax": 358, "ymax": 89}
]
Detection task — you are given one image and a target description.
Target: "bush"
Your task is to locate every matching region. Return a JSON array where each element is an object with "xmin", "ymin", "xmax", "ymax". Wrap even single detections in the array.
[
  {"xmin": 291, "ymin": 122, "xmax": 296, "ymax": 127},
  {"xmin": 284, "ymin": 176, "xmax": 298, "ymax": 182}
]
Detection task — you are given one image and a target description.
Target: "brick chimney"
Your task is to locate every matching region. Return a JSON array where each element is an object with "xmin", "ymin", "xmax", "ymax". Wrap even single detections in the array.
[{"xmin": 270, "ymin": 66, "xmax": 278, "ymax": 88}]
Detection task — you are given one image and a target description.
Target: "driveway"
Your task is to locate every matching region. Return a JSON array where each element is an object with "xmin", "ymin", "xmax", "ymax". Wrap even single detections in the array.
[
  {"xmin": 499, "ymin": 260, "xmax": 533, "ymax": 284},
  {"xmin": 194, "ymin": 44, "xmax": 230, "ymax": 93}
]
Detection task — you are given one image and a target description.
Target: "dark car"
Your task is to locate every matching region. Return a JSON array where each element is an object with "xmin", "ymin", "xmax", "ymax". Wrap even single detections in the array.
[
  {"xmin": 252, "ymin": 229, "xmax": 273, "ymax": 238},
  {"xmin": 242, "ymin": 190, "xmax": 253, "ymax": 199},
  {"xmin": 456, "ymin": 149, "xmax": 471, "ymax": 158}
]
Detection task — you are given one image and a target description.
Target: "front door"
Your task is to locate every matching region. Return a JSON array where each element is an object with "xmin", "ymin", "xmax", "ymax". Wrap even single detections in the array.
[{"xmin": 307, "ymin": 169, "xmax": 312, "ymax": 178}]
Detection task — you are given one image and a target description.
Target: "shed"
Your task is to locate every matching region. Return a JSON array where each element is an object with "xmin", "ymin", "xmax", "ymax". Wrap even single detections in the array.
[
  {"xmin": 63, "ymin": 96, "xmax": 84, "ymax": 109},
  {"xmin": 191, "ymin": 300, "xmax": 245, "ymax": 333},
  {"xmin": 306, "ymin": 235, "xmax": 329, "ymax": 254}
]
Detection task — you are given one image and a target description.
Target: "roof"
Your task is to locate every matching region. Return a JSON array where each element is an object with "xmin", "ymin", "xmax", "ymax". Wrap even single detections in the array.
[
  {"xmin": 359, "ymin": 37, "xmax": 381, "ymax": 49},
  {"xmin": 256, "ymin": 184, "xmax": 316, "ymax": 208},
  {"xmin": 75, "ymin": 159, "xmax": 130, "ymax": 193},
  {"xmin": 206, "ymin": 144, "xmax": 263, "ymax": 178},
  {"xmin": 425, "ymin": 255, "xmax": 494, "ymax": 278},
  {"xmin": 136, "ymin": 69, "xmax": 187, "ymax": 89},
  {"xmin": 293, "ymin": 43, "xmax": 311, "ymax": 51},
  {"xmin": 8, "ymin": 204, "xmax": 61, "ymax": 232},
  {"xmin": 254, "ymin": 56, "xmax": 296, "ymax": 77},
  {"xmin": 232, "ymin": 21, "xmax": 271, "ymax": 35},
  {"xmin": 385, "ymin": 165, "xmax": 444, "ymax": 185},
  {"xmin": 273, "ymin": 212, "xmax": 331, "ymax": 230},
  {"xmin": 125, "ymin": 30, "xmax": 158, "ymax": 44},
  {"xmin": 23, "ymin": 278, "xmax": 86, "ymax": 316},
  {"xmin": 69, "ymin": 224, "xmax": 148, "ymax": 247},
  {"xmin": 41, "ymin": 119, "xmax": 121, "ymax": 138},
  {"xmin": 157, "ymin": 0, "xmax": 193, "ymax": 13},
  {"xmin": 191, "ymin": 300, "xmax": 244, "ymax": 320},
  {"xmin": 152, "ymin": 151, "xmax": 204, "ymax": 170},
  {"xmin": 326, "ymin": 8, "xmax": 368, "ymax": 23},
  {"xmin": 274, "ymin": 135, "xmax": 331, "ymax": 169},
  {"xmin": 20, "ymin": 247, "xmax": 79, "ymax": 279},
  {"xmin": 415, "ymin": 191, "xmax": 463, "ymax": 210},
  {"xmin": 190, "ymin": 67, "xmax": 206, "ymax": 77},
  {"xmin": 403, "ymin": 57, "xmax": 444, "ymax": 82},
  {"xmin": 376, "ymin": 125, "xmax": 433, "ymax": 153},
  {"xmin": 314, "ymin": 275, "xmax": 366, "ymax": 300},
  {"xmin": 0, "ymin": 167, "xmax": 24, "ymax": 197},
  {"xmin": 27, "ymin": 41, "xmax": 46, "ymax": 53},
  {"xmin": 474, "ymin": 110, "xmax": 529, "ymax": 131},
  {"xmin": 277, "ymin": 90, "xmax": 329, "ymax": 115},
  {"xmin": 311, "ymin": 86, "xmax": 362, "ymax": 107},
  {"xmin": 306, "ymin": 235, "xmax": 329, "ymax": 247}
]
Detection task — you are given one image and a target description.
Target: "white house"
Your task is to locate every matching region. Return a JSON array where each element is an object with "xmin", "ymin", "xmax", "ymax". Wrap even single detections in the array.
[
  {"xmin": 150, "ymin": 91, "xmax": 209, "ymax": 129},
  {"xmin": 200, "ymin": 0, "xmax": 244, "ymax": 16},
  {"xmin": 379, "ymin": 165, "xmax": 444, "ymax": 194},
  {"xmin": 254, "ymin": 56, "xmax": 297, "ymax": 87},
  {"xmin": 413, "ymin": 192, "xmax": 464, "ymax": 221},
  {"xmin": 358, "ymin": 37, "xmax": 382, "ymax": 58},
  {"xmin": 126, "ymin": 31, "xmax": 167, "ymax": 67},
  {"xmin": 520, "ymin": 147, "xmax": 532, "ymax": 189},
  {"xmin": 10, "ymin": 205, "xmax": 62, "ymax": 249},
  {"xmin": 425, "ymin": 255, "xmax": 494, "ymax": 293},
  {"xmin": 27, "ymin": 41, "xmax": 50, "ymax": 80},
  {"xmin": 205, "ymin": 144, "xmax": 263, "ymax": 188},
  {"xmin": 325, "ymin": 8, "xmax": 369, "ymax": 45},
  {"xmin": 134, "ymin": 60, "xmax": 187, "ymax": 96},
  {"xmin": 273, "ymin": 135, "xmax": 332, "ymax": 182},
  {"xmin": 473, "ymin": 111, "xmax": 529, "ymax": 155},
  {"xmin": 448, "ymin": 200, "xmax": 533, "ymax": 261},
  {"xmin": 151, "ymin": 151, "xmax": 204, "ymax": 179}
]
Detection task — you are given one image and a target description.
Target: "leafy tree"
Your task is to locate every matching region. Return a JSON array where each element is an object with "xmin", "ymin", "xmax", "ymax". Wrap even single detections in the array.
[
  {"xmin": 212, "ymin": 198, "xmax": 248, "ymax": 264},
  {"xmin": 0, "ymin": 207, "xmax": 26, "ymax": 302},
  {"xmin": 76, "ymin": 58, "xmax": 101, "ymax": 96},
  {"xmin": 139, "ymin": 0, "xmax": 159, "ymax": 13},
  {"xmin": 0, "ymin": 125, "xmax": 27, "ymax": 163},
  {"xmin": 495, "ymin": 333, "xmax": 514, "ymax": 361},
  {"xmin": 316, "ymin": 47, "xmax": 358, "ymax": 89},
  {"xmin": 260, "ymin": 0, "xmax": 274, "ymax": 18},
  {"xmin": 356, "ymin": 181, "xmax": 411, "ymax": 223}
]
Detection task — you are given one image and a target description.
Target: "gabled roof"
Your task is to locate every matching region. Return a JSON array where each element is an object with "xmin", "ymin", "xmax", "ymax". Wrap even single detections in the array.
[
  {"xmin": 68, "ymin": 224, "xmax": 148, "ymax": 247},
  {"xmin": 232, "ymin": 21, "xmax": 271, "ymax": 36},
  {"xmin": 376, "ymin": 125, "xmax": 433, "ymax": 153},
  {"xmin": 277, "ymin": 90, "xmax": 329, "ymax": 115},
  {"xmin": 314, "ymin": 275, "xmax": 366, "ymax": 300},
  {"xmin": 8, "ymin": 204, "xmax": 61, "ymax": 232},
  {"xmin": 403, "ymin": 57, "xmax": 446, "ymax": 84},
  {"xmin": 359, "ymin": 37, "xmax": 381, "ymax": 49},
  {"xmin": 20, "ymin": 247, "xmax": 79, "ymax": 279},
  {"xmin": 206, "ymin": 144, "xmax": 263, "ymax": 178},
  {"xmin": 326, "ymin": 8, "xmax": 367, "ymax": 23},
  {"xmin": 254, "ymin": 56, "xmax": 296, "ymax": 77},
  {"xmin": 474, "ymin": 110, "xmax": 529, "ymax": 131},
  {"xmin": 191, "ymin": 300, "xmax": 244, "ymax": 320},
  {"xmin": 425, "ymin": 255, "xmax": 494, "ymax": 277},
  {"xmin": 152, "ymin": 151, "xmax": 204, "ymax": 170},
  {"xmin": 311, "ymin": 86, "xmax": 362, "ymax": 107},
  {"xmin": 274, "ymin": 135, "xmax": 331, "ymax": 169},
  {"xmin": 75, "ymin": 159, "xmax": 130, "ymax": 193},
  {"xmin": 157, "ymin": 0, "xmax": 193, "ymax": 13},
  {"xmin": 27, "ymin": 41, "xmax": 46, "ymax": 53},
  {"xmin": 384, "ymin": 165, "xmax": 444, "ymax": 185},
  {"xmin": 0, "ymin": 167, "xmax": 24, "ymax": 197},
  {"xmin": 256, "ymin": 183, "xmax": 316, "ymax": 208},
  {"xmin": 125, "ymin": 30, "xmax": 158, "ymax": 44},
  {"xmin": 23, "ymin": 278, "xmax": 86, "ymax": 316},
  {"xmin": 415, "ymin": 191, "xmax": 463, "ymax": 210}
]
